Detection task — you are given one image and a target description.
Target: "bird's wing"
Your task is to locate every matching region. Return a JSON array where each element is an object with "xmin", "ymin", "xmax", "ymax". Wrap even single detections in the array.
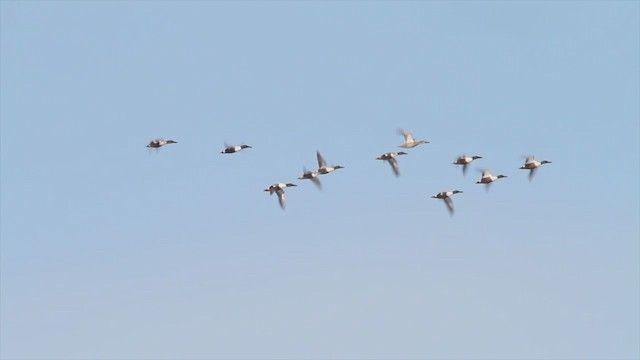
[
  {"xmin": 444, "ymin": 197, "xmax": 454, "ymax": 215},
  {"xmin": 400, "ymin": 129, "xmax": 415, "ymax": 143},
  {"xmin": 311, "ymin": 176, "xmax": 322, "ymax": 190},
  {"xmin": 389, "ymin": 158, "xmax": 400, "ymax": 176},
  {"xmin": 276, "ymin": 189, "xmax": 286, "ymax": 209},
  {"xmin": 528, "ymin": 167, "xmax": 537, "ymax": 181},
  {"xmin": 316, "ymin": 151, "xmax": 327, "ymax": 168}
]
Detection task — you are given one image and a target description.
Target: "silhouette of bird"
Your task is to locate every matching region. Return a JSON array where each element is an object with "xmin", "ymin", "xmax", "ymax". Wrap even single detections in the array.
[
  {"xmin": 298, "ymin": 167, "xmax": 322, "ymax": 190},
  {"xmin": 398, "ymin": 129, "xmax": 429, "ymax": 148},
  {"xmin": 264, "ymin": 183, "xmax": 297, "ymax": 209},
  {"xmin": 221, "ymin": 143, "xmax": 252, "ymax": 154},
  {"xmin": 453, "ymin": 154, "xmax": 483, "ymax": 175},
  {"xmin": 316, "ymin": 151, "xmax": 344, "ymax": 175},
  {"xmin": 146, "ymin": 138, "xmax": 177, "ymax": 148},
  {"xmin": 376, "ymin": 151, "xmax": 408, "ymax": 177},
  {"xmin": 476, "ymin": 169, "xmax": 507, "ymax": 191},
  {"xmin": 519, "ymin": 156, "xmax": 552, "ymax": 181},
  {"xmin": 432, "ymin": 190, "xmax": 463, "ymax": 215}
]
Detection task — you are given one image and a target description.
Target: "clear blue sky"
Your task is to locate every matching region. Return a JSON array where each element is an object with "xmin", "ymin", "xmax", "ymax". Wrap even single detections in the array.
[{"xmin": 1, "ymin": 1, "xmax": 638, "ymax": 359}]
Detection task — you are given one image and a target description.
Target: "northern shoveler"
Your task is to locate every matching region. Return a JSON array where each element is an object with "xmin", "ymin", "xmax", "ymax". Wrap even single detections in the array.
[
  {"xmin": 377, "ymin": 151, "xmax": 407, "ymax": 177},
  {"xmin": 520, "ymin": 156, "xmax": 552, "ymax": 181},
  {"xmin": 298, "ymin": 167, "xmax": 322, "ymax": 190},
  {"xmin": 146, "ymin": 138, "xmax": 177, "ymax": 148},
  {"xmin": 453, "ymin": 155, "xmax": 483, "ymax": 175},
  {"xmin": 264, "ymin": 183, "xmax": 297, "ymax": 209},
  {"xmin": 221, "ymin": 143, "xmax": 252, "ymax": 154},
  {"xmin": 431, "ymin": 190, "xmax": 463, "ymax": 215},
  {"xmin": 316, "ymin": 151, "xmax": 344, "ymax": 175},
  {"xmin": 398, "ymin": 129, "xmax": 429, "ymax": 148}
]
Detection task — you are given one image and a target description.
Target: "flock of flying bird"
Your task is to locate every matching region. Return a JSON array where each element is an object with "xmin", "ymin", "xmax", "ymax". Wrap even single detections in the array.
[{"xmin": 146, "ymin": 129, "xmax": 552, "ymax": 214}]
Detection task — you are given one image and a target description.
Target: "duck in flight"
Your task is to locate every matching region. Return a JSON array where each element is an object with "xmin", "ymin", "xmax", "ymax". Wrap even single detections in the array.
[
  {"xmin": 398, "ymin": 129, "xmax": 429, "ymax": 148},
  {"xmin": 376, "ymin": 151, "xmax": 407, "ymax": 177},
  {"xmin": 316, "ymin": 151, "xmax": 344, "ymax": 175},
  {"xmin": 298, "ymin": 167, "xmax": 322, "ymax": 190},
  {"xmin": 264, "ymin": 183, "xmax": 297, "ymax": 210},
  {"xmin": 476, "ymin": 169, "xmax": 507, "ymax": 190},
  {"xmin": 453, "ymin": 155, "xmax": 483, "ymax": 175},
  {"xmin": 221, "ymin": 143, "xmax": 252, "ymax": 154},
  {"xmin": 519, "ymin": 156, "xmax": 552, "ymax": 181},
  {"xmin": 146, "ymin": 138, "xmax": 177, "ymax": 148},
  {"xmin": 431, "ymin": 190, "xmax": 463, "ymax": 215}
]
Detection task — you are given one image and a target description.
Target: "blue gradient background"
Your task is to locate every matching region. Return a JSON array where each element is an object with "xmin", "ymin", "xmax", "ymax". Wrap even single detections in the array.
[{"xmin": 1, "ymin": 1, "xmax": 638, "ymax": 359}]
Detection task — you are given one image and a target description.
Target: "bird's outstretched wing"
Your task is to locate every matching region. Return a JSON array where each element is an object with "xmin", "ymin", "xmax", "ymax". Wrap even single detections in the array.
[
  {"xmin": 444, "ymin": 197, "xmax": 454, "ymax": 215},
  {"xmin": 311, "ymin": 176, "xmax": 322, "ymax": 189},
  {"xmin": 316, "ymin": 151, "xmax": 327, "ymax": 168},
  {"xmin": 276, "ymin": 189, "xmax": 286, "ymax": 209},
  {"xmin": 399, "ymin": 128, "xmax": 415, "ymax": 144},
  {"xmin": 389, "ymin": 158, "xmax": 400, "ymax": 177}
]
